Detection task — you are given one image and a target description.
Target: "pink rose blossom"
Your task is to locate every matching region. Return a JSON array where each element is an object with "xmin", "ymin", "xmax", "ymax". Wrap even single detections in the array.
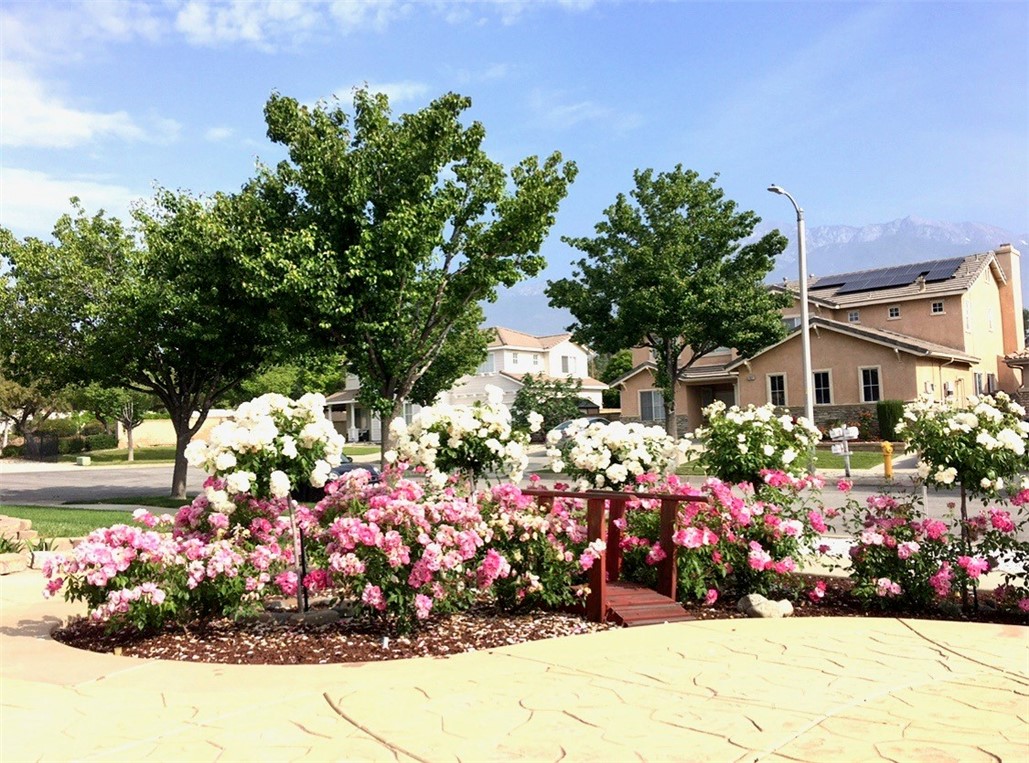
[
  {"xmin": 836, "ymin": 478, "xmax": 853, "ymax": 493},
  {"xmin": 704, "ymin": 588, "xmax": 718, "ymax": 605},
  {"xmin": 875, "ymin": 577, "xmax": 902, "ymax": 597},
  {"xmin": 808, "ymin": 580, "xmax": 827, "ymax": 602},
  {"xmin": 897, "ymin": 541, "xmax": 920, "ymax": 560},
  {"xmin": 957, "ymin": 555, "xmax": 990, "ymax": 579}
]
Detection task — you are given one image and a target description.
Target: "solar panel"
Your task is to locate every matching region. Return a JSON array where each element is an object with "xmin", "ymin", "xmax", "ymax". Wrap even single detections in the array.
[{"xmin": 814, "ymin": 256, "xmax": 967, "ymax": 295}]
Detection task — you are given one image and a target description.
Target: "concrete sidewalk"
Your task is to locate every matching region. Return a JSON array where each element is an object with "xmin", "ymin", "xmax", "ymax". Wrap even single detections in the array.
[{"xmin": 2, "ymin": 568, "xmax": 1026, "ymax": 762}]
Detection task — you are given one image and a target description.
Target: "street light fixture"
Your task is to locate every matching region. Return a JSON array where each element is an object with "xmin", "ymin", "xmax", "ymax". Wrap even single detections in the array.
[{"xmin": 768, "ymin": 184, "xmax": 814, "ymax": 427}]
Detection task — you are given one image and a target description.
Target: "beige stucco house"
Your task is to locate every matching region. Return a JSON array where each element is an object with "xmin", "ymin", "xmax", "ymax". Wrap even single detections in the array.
[
  {"xmin": 326, "ymin": 327, "xmax": 607, "ymax": 442},
  {"xmin": 614, "ymin": 244, "xmax": 1024, "ymax": 432}
]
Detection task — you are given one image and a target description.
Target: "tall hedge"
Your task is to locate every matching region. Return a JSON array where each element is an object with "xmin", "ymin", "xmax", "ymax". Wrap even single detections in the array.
[{"xmin": 876, "ymin": 399, "xmax": 905, "ymax": 441}]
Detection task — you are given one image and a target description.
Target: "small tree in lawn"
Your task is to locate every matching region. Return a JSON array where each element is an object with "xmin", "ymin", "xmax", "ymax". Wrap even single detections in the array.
[
  {"xmin": 69, "ymin": 384, "xmax": 154, "ymax": 461},
  {"xmin": 547, "ymin": 166, "xmax": 790, "ymax": 438},
  {"xmin": 595, "ymin": 349, "xmax": 632, "ymax": 408},
  {"xmin": 510, "ymin": 374, "xmax": 583, "ymax": 435},
  {"xmin": 898, "ymin": 392, "xmax": 1029, "ymax": 608},
  {"xmin": 243, "ymin": 89, "xmax": 576, "ymax": 460}
]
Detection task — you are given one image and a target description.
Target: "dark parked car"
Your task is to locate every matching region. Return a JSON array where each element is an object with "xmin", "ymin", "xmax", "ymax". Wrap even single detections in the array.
[{"xmin": 294, "ymin": 454, "xmax": 380, "ymax": 503}]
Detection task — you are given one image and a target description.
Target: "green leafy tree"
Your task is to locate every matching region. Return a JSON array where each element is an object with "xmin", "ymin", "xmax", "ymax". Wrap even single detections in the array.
[
  {"xmin": 547, "ymin": 166, "xmax": 790, "ymax": 437},
  {"xmin": 0, "ymin": 377, "xmax": 64, "ymax": 437},
  {"xmin": 3, "ymin": 193, "xmax": 294, "ymax": 497},
  {"xmin": 68, "ymin": 383, "xmax": 155, "ymax": 460},
  {"xmin": 595, "ymin": 349, "xmax": 633, "ymax": 408},
  {"xmin": 510, "ymin": 374, "xmax": 583, "ymax": 435},
  {"xmin": 245, "ymin": 88, "xmax": 576, "ymax": 456},
  {"xmin": 224, "ymin": 351, "xmax": 348, "ymax": 407}
]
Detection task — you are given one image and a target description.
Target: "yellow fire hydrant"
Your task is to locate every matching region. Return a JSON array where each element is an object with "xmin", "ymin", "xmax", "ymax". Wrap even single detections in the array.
[{"xmin": 881, "ymin": 440, "xmax": 894, "ymax": 481}]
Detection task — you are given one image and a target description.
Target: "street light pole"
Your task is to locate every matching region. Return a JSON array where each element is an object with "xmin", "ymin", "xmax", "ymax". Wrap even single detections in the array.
[{"xmin": 768, "ymin": 185, "xmax": 814, "ymax": 427}]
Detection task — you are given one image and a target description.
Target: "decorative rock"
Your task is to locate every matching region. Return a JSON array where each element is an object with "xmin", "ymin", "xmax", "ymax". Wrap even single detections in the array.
[
  {"xmin": 285, "ymin": 609, "xmax": 340, "ymax": 626},
  {"xmin": 737, "ymin": 593, "xmax": 794, "ymax": 618},
  {"xmin": 76, "ymin": 456, "xmax": 91, "ymax": 466},
  {"xmin": 0, "ymin": 552, "xmax": 29, "ymax": 575}
]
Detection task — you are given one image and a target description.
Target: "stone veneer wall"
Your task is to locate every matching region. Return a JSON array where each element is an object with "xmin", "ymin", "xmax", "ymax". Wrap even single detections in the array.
[
  {"xmin": 783, "ymin": 404, "xmax": 881, "ymax": 438},
  {"xmin": 619, "ymin": 415, "xmax": 690, "ymax": 434}
]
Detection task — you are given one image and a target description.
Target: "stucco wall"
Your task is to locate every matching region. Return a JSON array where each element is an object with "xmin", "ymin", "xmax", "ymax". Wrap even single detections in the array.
[{"xmin": 737, "ymin": 329, "xmax": 920, "ymax": 408}]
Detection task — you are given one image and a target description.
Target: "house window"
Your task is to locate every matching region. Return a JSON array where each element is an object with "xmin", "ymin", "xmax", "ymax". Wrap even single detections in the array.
[
  {"xmin": 813, "ymin": 371, "xmax": 831, "ymax": 405},
  {"xmin": 512, "ymin": 352, "xmax": 519, "ymax": 365},
  {"xmin": 987, "ymin": 373, "xmax": 997, "ymax": 393},
  {"xmin": 974, "ymin": 372, "xmax": 984, "ymax": 395},
  {"xmin": 931, "ymin": 301, "xmax": 944, "ymax": 315},
  {"xmin": 848, "ymin": 310, "xmax": 860, "ymax": 323},
  {"xmin": 768, "ymin": 374, "xmax": 787, "ymax": 406},
  {"xmin": 782, "ymin": 316, "xmax": 802, "ymax": 331},
  {"xmin": 403, "ymin": 403, "xmax": 415, "ymax": 425},
  {"xmin": 532, "ymin": 353, "xmax": 540, "ymax": 366},
  {"xmin": 888, "ymin": 306, "xmax": 900, "ymax": 319},
  {"xmin": 860, "ymin": 367, "xmax": 881, "ymax": 402},
  {"xmin": 561, "ymin": 355, "xmax": 575, "ymax": 374},
  {"xmin": 640, "ymin": 390, "xmax": 665, "ymax": 421},
  {"xmin": 477, "ymin": 355, "xmax": 495, "ymax": 374}
]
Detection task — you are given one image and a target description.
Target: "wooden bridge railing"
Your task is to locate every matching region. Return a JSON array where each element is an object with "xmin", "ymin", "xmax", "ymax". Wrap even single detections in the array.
[{"xmin": 521, "ymin": 488, "xmax": 709, "ymax": 622}]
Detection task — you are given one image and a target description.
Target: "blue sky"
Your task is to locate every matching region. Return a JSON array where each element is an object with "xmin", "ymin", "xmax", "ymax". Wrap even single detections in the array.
[{"xmin": 2, "ymin": 1, "xmax": 1027, "ymax": 332}]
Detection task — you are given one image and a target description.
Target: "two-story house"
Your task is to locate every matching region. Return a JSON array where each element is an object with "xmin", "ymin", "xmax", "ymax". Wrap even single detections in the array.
[
  {"xmin": 614, "ymin": 244, "xmax": 1024, "ymax": 431},
  {"xmin": 445, "ymin": 327, "xmax": 607, "ymax": 409},
  {"xmin": 325, "ymin": 326, "xmax": 607, "ymax": 442}
]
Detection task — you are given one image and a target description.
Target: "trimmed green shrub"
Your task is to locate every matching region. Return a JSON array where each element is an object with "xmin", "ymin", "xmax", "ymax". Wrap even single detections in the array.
[
  {"xmin": 876, "ymin": 399, "xmax": 905, "ymax": 441},
  {"xmin": 86, "ymin": 433, "xmax": 118, "ymax": 450},
  {"xmin": 58, "ymin": 436, "xmax": 89, "ymax": 455},
  {"xmin": 38, "ymin": 418, "xmax": 80, "ymax": 437},
  {"xmin": 1, "ymin": 444, "xmax": 23, "ymax": 458}
]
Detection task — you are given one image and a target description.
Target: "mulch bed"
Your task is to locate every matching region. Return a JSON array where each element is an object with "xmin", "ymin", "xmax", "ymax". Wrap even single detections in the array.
[{"xmin": 52, "ymin": 578, "xmax": 1027, "ymax": 666}]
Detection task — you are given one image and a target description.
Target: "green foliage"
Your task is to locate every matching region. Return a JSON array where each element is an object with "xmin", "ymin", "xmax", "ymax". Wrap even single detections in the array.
[
  {"xmin": 595, "ymin": 349, "xmax": 632, "ymax": 407},
  {"xmin": 58, "ymin": 436, "xmax": 89, "ymax": 455},
  {"xmin": 244, "ymin": 88, "xmax": 576, "ymax": 442},
  {"xmin": 0, "ymin": 535, "xmax": 25, "ymax": 553},
  {"xmin": 86, "ymin": 433, "xmax": 118, "ymax": 450},
  {"xmin": 224, "ymin": 352, "xmax": 347, "ymax": 407},
  {"xmin": 67, "ymin": 383, "xmax": 155, "ymax": 436},
  {"xmin": 876, "ymin": 400, "xmax": 905, "ymax": 441},
  {"xmin": 547, "ymin": 166, "xmax": 789, "ymax": 437},
  {"xmin": 0, "ymin": 377, "xmax": 64, "ymax": 436},
  {"xmin": 510, "ymin": 374, "xmax": 583, "ymax": 434},
  {"xmin": 4, "ymin": 192, "xmax": 294, "ymax": 497},
  {"xmin": 1, "ymin": 444, "xmax": 23, "ymax": 458}
]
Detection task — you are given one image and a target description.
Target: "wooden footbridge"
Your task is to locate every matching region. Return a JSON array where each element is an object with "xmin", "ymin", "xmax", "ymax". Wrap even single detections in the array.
[{"xmin": 522, "ymin": 488, "xmax": 708, "ymax": 626}]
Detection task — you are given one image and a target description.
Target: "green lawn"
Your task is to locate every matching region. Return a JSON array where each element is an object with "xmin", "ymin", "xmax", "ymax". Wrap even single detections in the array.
[
  {"xmin": 0, "ymin": 505, "xmax": 134, "ymax": 538},
  {"xmin": 58, "ymin": 446, "xmax": 177, "ymax": 464},
  {"xmin": 812, "ymin": 449, "xmax": 886, "ymax": 470},
  {"xmin": 58, "ymin": 443, "xmax": 380, "ymax": 464},
  {"xmin": 71, "ymin": 495, "xmax": 194, "ymax": 509}
]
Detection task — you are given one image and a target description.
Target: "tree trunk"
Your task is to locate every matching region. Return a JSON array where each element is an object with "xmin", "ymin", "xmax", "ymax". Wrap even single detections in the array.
[
  {"xmin": 171, "ymin": 426, "xmax": 191, "ymax": 499},
  {"xmin": 663, "ymin": 352, "xmax": 679, "ymax": 439},
  {"xmin": 379, "ymin": 397, "xmax": 406, "ymax": 469},
  {"xmin": 127, "ymin": 424, "xmax": 135, "ymax": 462}
]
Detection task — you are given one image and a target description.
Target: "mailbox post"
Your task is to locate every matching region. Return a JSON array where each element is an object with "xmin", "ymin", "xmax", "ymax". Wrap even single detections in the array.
[{"xmin": 829, "ymin": 426, "xmax": 859, "ymax": 478}]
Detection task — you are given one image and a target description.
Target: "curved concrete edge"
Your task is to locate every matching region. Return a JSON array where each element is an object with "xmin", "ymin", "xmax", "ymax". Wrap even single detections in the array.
[{"xmin": 2, "ymin": 568, "xmax": 1026, "ymax": 762}]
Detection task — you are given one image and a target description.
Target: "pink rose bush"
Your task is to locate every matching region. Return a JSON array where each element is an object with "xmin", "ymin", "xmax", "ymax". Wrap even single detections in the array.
[{"xmin": 616, "ymin": 471, "xmax": 828, "ymax": 603}]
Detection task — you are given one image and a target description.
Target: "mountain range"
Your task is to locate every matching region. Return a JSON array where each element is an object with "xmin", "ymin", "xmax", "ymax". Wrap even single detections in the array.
[{"xmin": 485, "ymin": 217, "xmax": 1029, "ymax": 335}]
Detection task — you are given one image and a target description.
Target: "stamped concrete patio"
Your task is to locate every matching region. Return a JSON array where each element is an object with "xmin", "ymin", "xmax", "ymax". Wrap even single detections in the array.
[{"xmin": 2, "ymin": 567, "xmax": 1026, "ymax": 762}]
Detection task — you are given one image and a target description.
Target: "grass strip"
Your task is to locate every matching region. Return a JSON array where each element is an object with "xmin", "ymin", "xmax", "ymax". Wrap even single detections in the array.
[{"xmin": 0, "ymin": 505, "xmax": 134, "ymax": 538}]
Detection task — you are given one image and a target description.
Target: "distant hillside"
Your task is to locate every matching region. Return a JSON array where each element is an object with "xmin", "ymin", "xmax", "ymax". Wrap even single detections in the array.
[{"xmin": 768, "ymin": 217, "xmax": 1027, "ymax": 284}]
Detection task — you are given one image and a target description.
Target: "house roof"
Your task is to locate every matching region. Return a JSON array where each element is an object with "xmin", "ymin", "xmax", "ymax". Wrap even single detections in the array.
[
  {"xmin": 325, "ymin": 389, "xmax": 359, "ymax": 405},
  {"xmin": 498, "ymin": 371, "xmax": 608, "ymax": 390},
  {"xmin": 488, "ymin": 326, "xmax": 573, "ymax": 350},
  {"xmin": 726, "ymin": 316, "xmax": 979, "ymax": 369},
  {"xmin": 608, "ymin": 360, "xmax": 738, "ymax": 387},
  {"xmin": 780, "ymin": 250, "xmax": 1003, "ymax": 308}
]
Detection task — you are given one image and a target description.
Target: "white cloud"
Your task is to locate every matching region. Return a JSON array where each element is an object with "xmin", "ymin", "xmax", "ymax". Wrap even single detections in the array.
[
  {"xmin": 0, "ymin": 64, "xmax": 180, "ymax": 149},
  {"xmin": 205, "ymin": 126, "xmax": 235, "ymax": 142},
  {"xmin": 528, "ymin": 89, "xmax": 643, "ymax": 132},
  {"xmin": 0, "ymin": 168, "xmax": 142, "ymax": 239}
]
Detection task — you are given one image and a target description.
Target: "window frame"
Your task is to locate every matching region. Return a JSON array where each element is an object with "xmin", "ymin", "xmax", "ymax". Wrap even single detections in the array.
[
  {"xmin": 767, "ymin": 373, "xmax": 787, "ymax": 407},
  {"xmin": 813, "ymin": 369, "xmax": 832, "ymax": 405},
  {"xmin": 639, "ymin": 389, "xmax": 666, "ymax": 422},
  {"xmin": 848, "ymin": 310, "xmax": 860, "ymax": 323},
  {"xmin": 888, "ymin": 305, "xmax": 900, "ymax": 320},
  {"xmin": 931, "ymin": 300, "xmax": 945, "ymax": 315},
  {"xmin": 859, "ymin": 366, "xmax": 882, "ymax": 403}
]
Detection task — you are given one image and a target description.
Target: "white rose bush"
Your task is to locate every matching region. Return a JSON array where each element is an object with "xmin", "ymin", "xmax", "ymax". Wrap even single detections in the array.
[
  {"xmin": 691, "ymin": 401, "xmax": 821, "ymax": 486},
  {"xmin": 547, "ymin": 419, "xmax": 689, "ymax": 490},
  {"xmin": 896, "ymin": 392, "xmax": 1029, "ymax": 610},
  {"xmin": 385, "ymin": 386, "xmax": 533, "ymax": 489}
]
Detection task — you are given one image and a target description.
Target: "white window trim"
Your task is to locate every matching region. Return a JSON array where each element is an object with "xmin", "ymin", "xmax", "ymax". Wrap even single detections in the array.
[
  {"xmin": 813, "ymin": 368, "xmax": 833, "ymax": 406},
  {"xmin": 511, "ymin": 351, "xmax": 519, "ymax": 364},
  {"xmin": 639, "ymin": 389, "xmax": 666, "ymax": 421},
  {"xmin": 766, "ymin": 373, "xmax": 788, "ymax": 407},
  {"xmin": 930, "ymin": 300, "xmax": 945, "ymax": 315},
  {"xmin": 887, "ymin": 305, "xmax": 900, "ymax": 320},
  {"xmin": 848, "ymin": 310, "xmax": 860, "ymax": 323},
  {"xmin": 859, "ymin": 365, "xmax": 882, "ymax": 403}
]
